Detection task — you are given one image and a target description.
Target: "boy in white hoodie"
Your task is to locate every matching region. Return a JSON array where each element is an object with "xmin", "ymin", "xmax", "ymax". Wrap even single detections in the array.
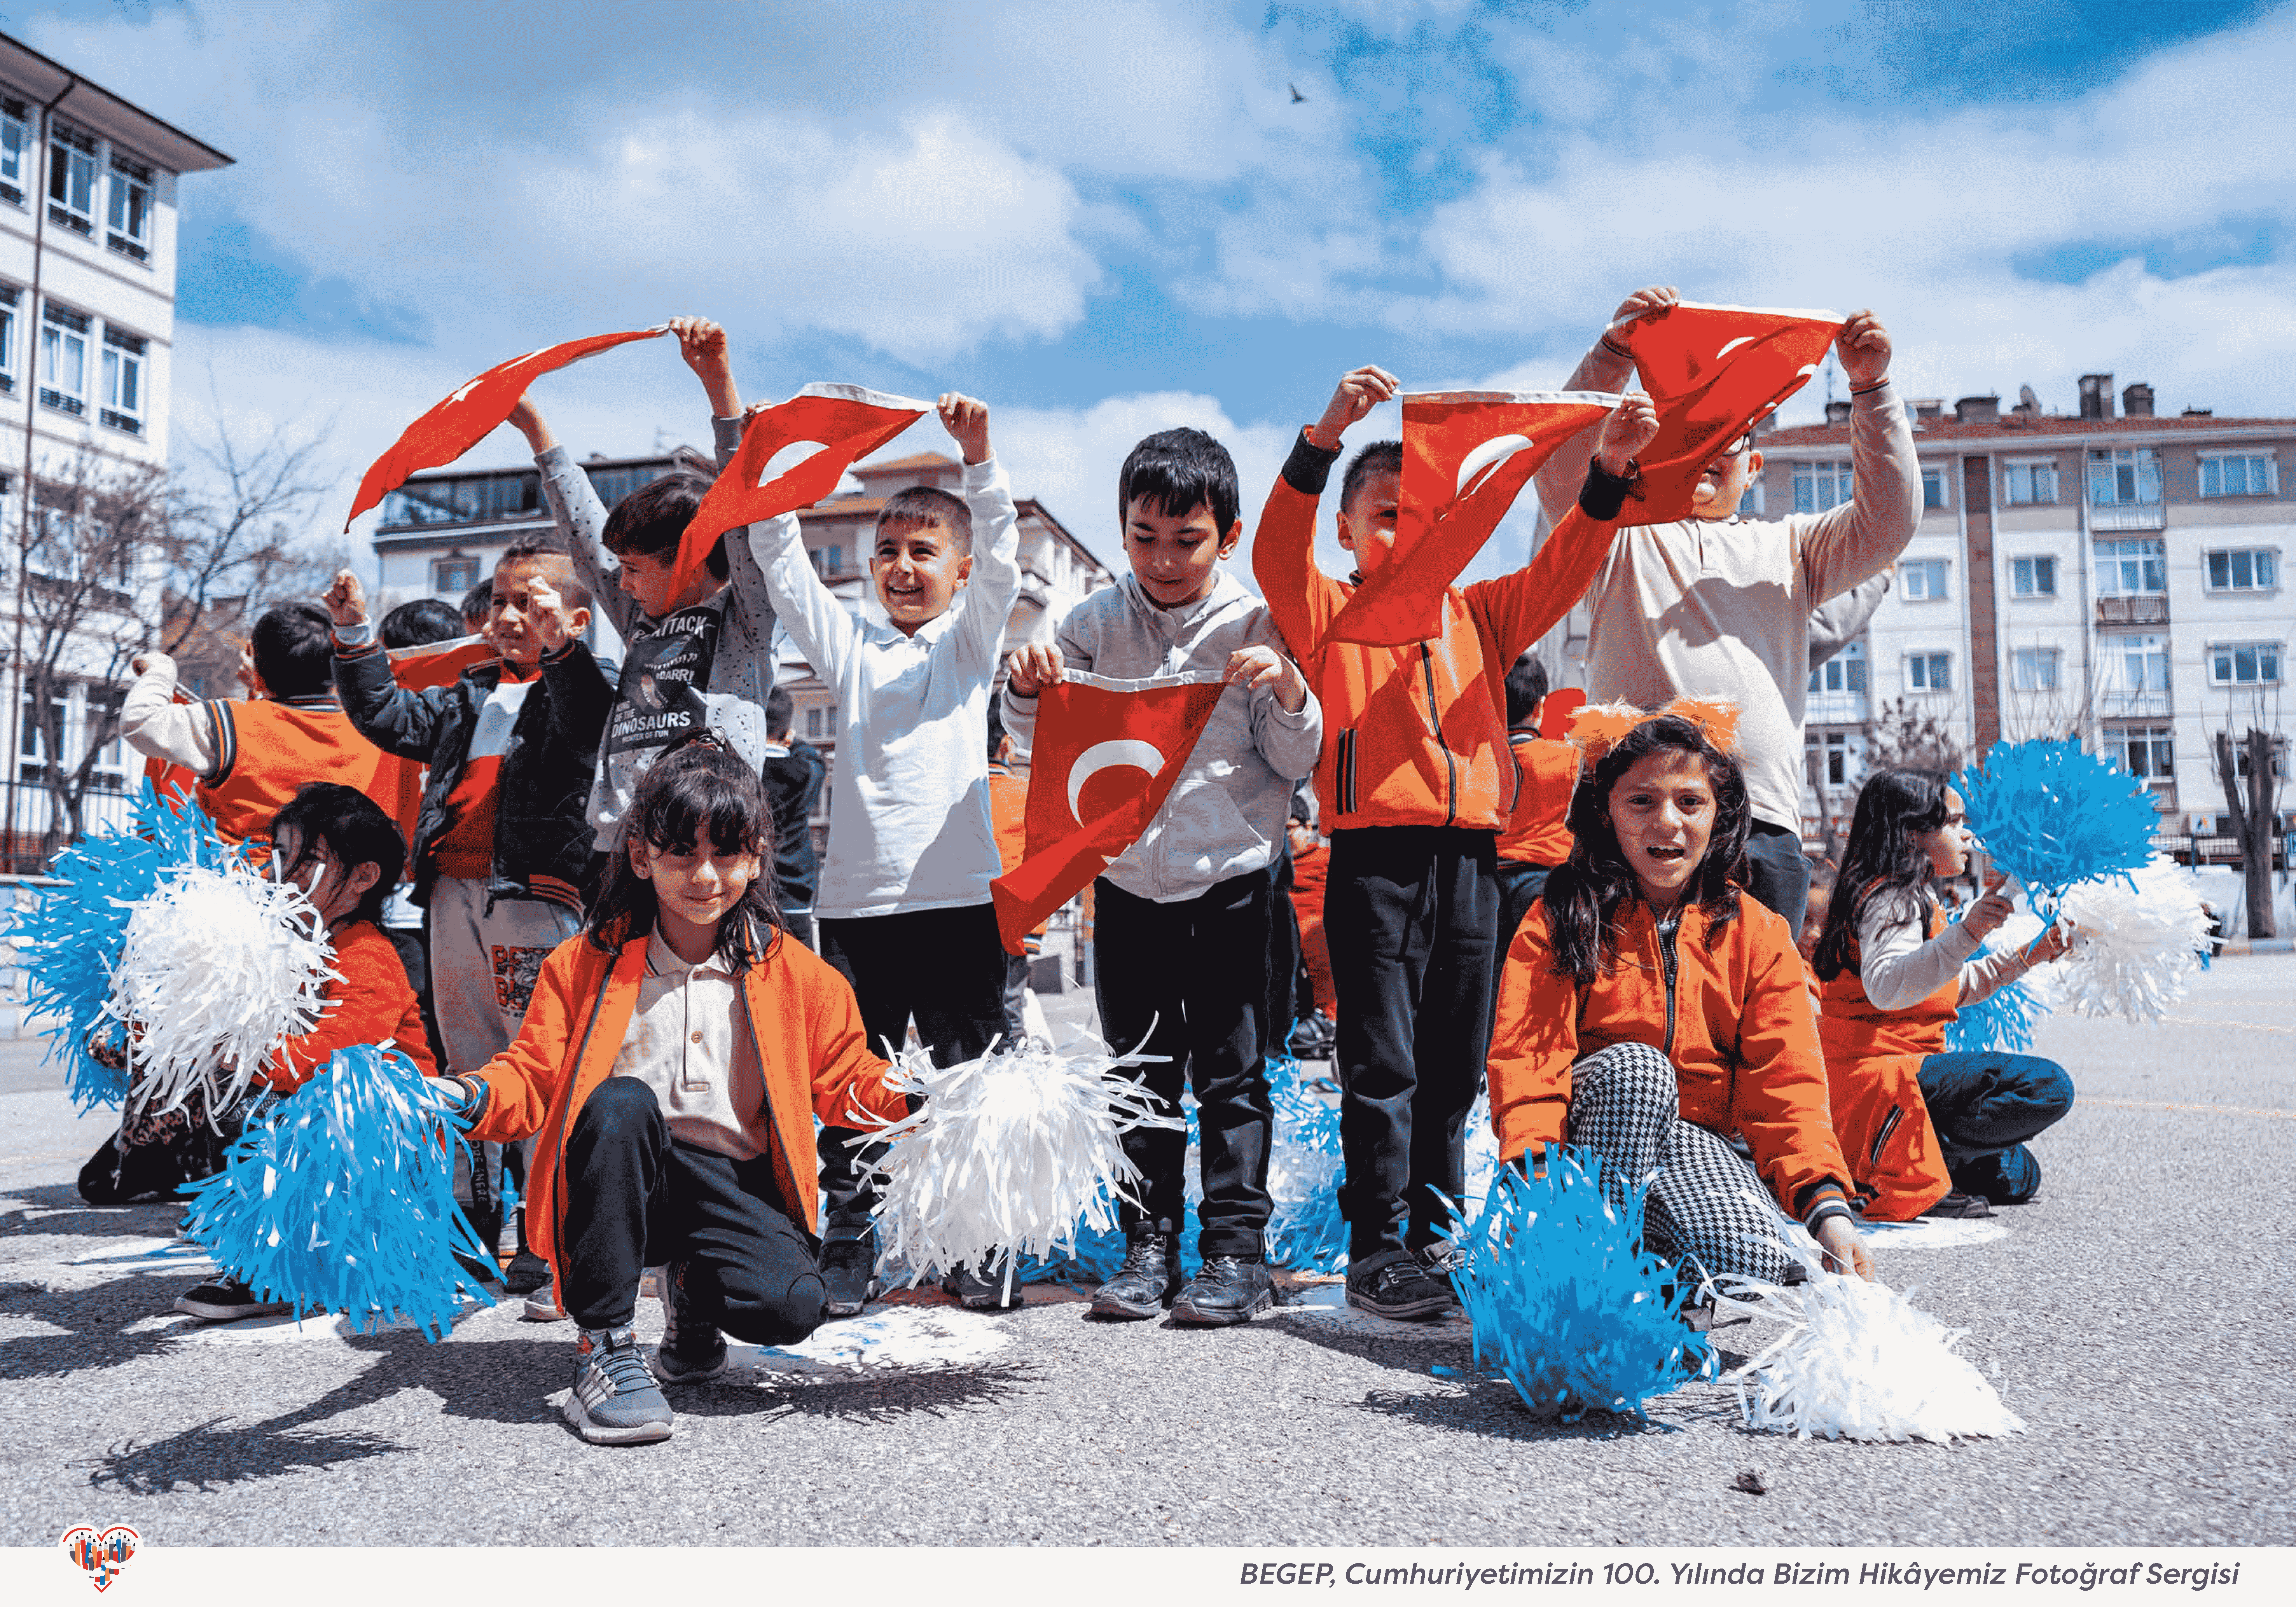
[{"xmin": 1003, "ymin": 427, "xmax": 1322, "ymax": 1325}]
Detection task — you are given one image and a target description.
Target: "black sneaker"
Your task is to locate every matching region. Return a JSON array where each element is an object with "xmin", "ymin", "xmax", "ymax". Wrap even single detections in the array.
[
  {"xmin": 654, "ymin": 1262, "xmax": 728, "ymax": 1385},
  {"xmin": 1345, "ymin": 1247, "xmax": 1457, "ymax": 1321},
  {"xmin": 174, "ymin": 1278, "xmax": 293, "ymax": 1322},
  {"xmin": 820, "ymin": 1239, "xmax": 880, "ymax": 1319},
  {"xmin": 1090, "ymin": 1234, "xmax": 1179, "ymax": 1320},
  {"xmin": 565, "ymin": 1325, "xmax": 674, "ymax": 1445},
  {"xmin": 943, "ymin": 1255, "xmax": 1024, "ymax": 1311},
  {"xmin": 1171, "ymin": 1255, "xmax": 1274, "ymax": 1325},
  {"xmin": 1921, "ymin": 1191, "xmax": 1995, "ymax": 1219},
  {"xmin": 502, "ymin": 1247, "xmax": 552, "ymax": 1295}
]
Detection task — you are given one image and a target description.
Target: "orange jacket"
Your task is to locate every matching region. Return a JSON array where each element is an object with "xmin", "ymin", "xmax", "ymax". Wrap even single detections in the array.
[
  {"xmin": 1253, "ymin": 431, "xmax": 1587, "ymax": 834},
  {"xmin": 263, "ymin": 919, "xmax": 438, "ymax": 1093},
  {"xmin": 1812, "ymin": 905, "xmax": 1955, "ymax": 1221},
  {"xmin": 460, "ymin": 927, "xmax": 907, "ymax": 1261},
  {"xmin": 1489, "ymin": 895, "xmax": 1852, "ymax": 1216},
  {"xmin": 1497, "ymin": 731, "xmax": 1577, "ymax": 865},
  {"xmin": 193, "ymin": 696, "xmax": 398, "ymax": 845},
  {"xmin": 1290, "ymin": 836, "xmax": 1335, "ymax": 1018},
  {"xmin": 987, "ymin": 761, "xmax": 1045, "ymax": 950}
]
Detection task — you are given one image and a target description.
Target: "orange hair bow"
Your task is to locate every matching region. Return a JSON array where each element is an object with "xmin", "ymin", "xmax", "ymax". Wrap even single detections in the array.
[{"xmin": 1564, "ymin": 695, "xmax": 1742, "ymax": 761}]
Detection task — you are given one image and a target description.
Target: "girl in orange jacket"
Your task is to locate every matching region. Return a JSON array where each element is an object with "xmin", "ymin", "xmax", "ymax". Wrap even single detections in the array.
[
  {"xmin": 1488, "ymin": 702, "xmax": 1872, "ymax": 1294},
  {"xmin": 1809, "ymin": 768, "xmax": 2074, "ymax": 1219},
  {"xmin": 438, "ymin": 737, "xmax": 908, "ymax": 1445}
]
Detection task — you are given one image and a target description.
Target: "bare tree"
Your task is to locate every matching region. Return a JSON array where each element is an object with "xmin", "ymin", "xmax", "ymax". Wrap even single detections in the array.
[
  {"xmin": 2213, "ymin": 723, "xmax": 2284, "ymax": 941},
  {"xmin": 162, "ymin": 393, "xmax": 335, "ymax": 671},
  {"xmin": 1864, "ymin": 697, "xmax": 1967, "ymax": 776}
]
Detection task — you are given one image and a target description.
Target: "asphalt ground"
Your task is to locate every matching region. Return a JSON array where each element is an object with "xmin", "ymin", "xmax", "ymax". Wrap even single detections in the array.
[{"xmin": 0, "ymin": 959, "xmax": 2290, "ymax": 1549}]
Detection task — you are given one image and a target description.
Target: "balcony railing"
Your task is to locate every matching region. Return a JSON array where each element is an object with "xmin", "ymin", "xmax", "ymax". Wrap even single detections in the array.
[
  {"xmin": 2097, "ymin": 688, "xmax": 2173, "ymax": 718},
  {"xmin": 2097, "ymin": 594, "xmax": 2169, "ymax": 625},
  {"xmin": 2088, "ymin": 503, "xmax": 2166, "ymax": 532}
]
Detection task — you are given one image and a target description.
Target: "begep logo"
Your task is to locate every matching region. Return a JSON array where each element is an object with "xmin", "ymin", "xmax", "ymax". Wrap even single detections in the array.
[{"xmin": 61, "ymin": 1525, "xmax": 140, "ymax": 1592}]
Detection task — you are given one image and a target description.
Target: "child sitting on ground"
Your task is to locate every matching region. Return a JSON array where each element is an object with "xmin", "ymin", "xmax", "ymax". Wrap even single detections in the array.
[
  {"xmin": 749, "ymin": 393, "xmax": 1023, "ymax": 1315},
  {"xmin": 1487, "ymin": 704, "xmax": 1871, "ymax": 1296},
  {"xmin": 1003, "ymin": 426, "xmax": 1321, "ymax": 1325},
  {"xmin": 171, "ymin": 784, "xmax": 442, "ymax": 1321},
  {"xmin": 1809, "ymin": 768, "xmax": 2076, "ymax": 1219},
  {"xmin": 439, "ymin": 738, "xmax": 909, "ymax": 1446}
]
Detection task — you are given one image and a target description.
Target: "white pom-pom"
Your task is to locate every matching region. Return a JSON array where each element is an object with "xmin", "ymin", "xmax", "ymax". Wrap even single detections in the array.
[
  {"xmin": 1726, "ymin": 1271, "xmax": 2026, "ymax": 1443},
  {"xmin": 2053, "ymin": 855, "xmax": 2214, "ymax": 1024},
  {"xmin": 862, "ymin": 1038, "xmax": 1183, "ymax": 1291},
  {"xmin": 109, "ymin": 865, "xmax": 334, "ymax": 1118}
]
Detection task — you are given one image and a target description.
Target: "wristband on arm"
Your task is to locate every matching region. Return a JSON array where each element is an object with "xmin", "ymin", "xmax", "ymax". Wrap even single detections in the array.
[{"xmin": 1578, "ymin": 454, "xmax": 1640, "ymax": 522}]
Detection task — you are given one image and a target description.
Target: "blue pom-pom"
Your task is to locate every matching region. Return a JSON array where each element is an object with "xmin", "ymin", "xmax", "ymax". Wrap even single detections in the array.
[
  {"xmin": 1447, "ymin": 1149, "xmax": 1709, "ymax": 1421},
  {"xmin": 180, "ymin": 1046, "xmax": 494, "ymax": 1339},
  {"xmin": 1945, "ymin": 966, "xmax": 2043, "ymax": 1054},
  {"xmin": 7, "ymin": 786, "xmax": 240, "ymax": 1111},
  {"xmin": 1956, "ymin": 739, "xmax": 2158, "ymax": 899},
  {"xmin": 1266, "ymin": 1053, "xmax": 1349, "ymax": 1274}
]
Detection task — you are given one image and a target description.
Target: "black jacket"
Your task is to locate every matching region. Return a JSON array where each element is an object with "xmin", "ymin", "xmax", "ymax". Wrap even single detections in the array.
[
  {"xmin": 760, "ymin": 737, "xmax": 828, "ymax": 910},
  {"xmin": 334, "ymin": 637, "xmax": 616, "ymax": 910}
]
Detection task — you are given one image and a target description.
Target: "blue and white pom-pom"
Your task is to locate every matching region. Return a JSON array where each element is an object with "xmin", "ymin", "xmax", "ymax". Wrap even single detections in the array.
[
  {"xmin": 111, "ymin": 861, "xmax": 335, "ymax": 1119},
  {"xmin": 1957, "ymin": 738, "xmax": 2158, "ymax": 898},
  {"xmin": 2053, "ymin": 854, "xmax": 2214, "ymax": 1024},
  {"xmin": 1443, "ymin": 1148, "xmax": 1709, "ymax": 1422},
  {"xmin": 1265, "ymin": 1055, "xmax": 1348, "ymax": 1275},
  {"xmin": 180, "ymin": 1045, "xmax": 493, "ymax": 1338},
  {"xmin": 8, "ymin": 786, "xmax": 240, "ymax": 1111},
  {"xmin": 1945, "ymin": 908, "xmax": 2050, "ymax": 1054},
  {"xmin": 862, "ymin": 1036, "xmax": 1183, "ymax": 1296},
  {"xmin": 1724, "ymin": 1269, "xmax": 2025, "ymax": 1443}
]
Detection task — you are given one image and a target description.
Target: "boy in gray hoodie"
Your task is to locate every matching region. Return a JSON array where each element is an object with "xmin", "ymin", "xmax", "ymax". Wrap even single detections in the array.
[{"xmin": 1002, "ymin": 428, "xmax": 1321, "ymax": 1326}]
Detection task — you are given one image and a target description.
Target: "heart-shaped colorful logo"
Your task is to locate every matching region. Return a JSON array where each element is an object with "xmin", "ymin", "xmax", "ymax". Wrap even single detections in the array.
[{"xmin": 61, "ymin": 1525, "xmax": 140, "ymax": 1592}]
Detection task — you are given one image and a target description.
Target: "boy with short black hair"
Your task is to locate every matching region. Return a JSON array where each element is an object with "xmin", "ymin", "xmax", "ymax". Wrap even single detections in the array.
[
  {"xmin": 1006, "ymin": 425, "xmax": 1320, "ymax": 1324},
  {"xmin": 749, "ymin": 393, "xmax": 1023, "ymax": 1314},
  {"xmin": 460, "ymin": 581, "xmax": 495, "ymax": 636},
  {"xmin": 759, "ymin": 685, "xmax": 827, "ymax": 950},
  {"xmin": 1494, "ymin": 651, "xmax": 1576, "ymax": 978}
]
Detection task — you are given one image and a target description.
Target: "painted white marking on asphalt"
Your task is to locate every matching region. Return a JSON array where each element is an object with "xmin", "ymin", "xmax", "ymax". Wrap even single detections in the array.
[
  {"xmin": 1859, "ymin": 1217, "xmax": 2011, "ymax": 1250},
  {"xmin": 69, "ymin": 1236, "xmax": 217, "ymax": 1270},
  {"xmin": 720, "ymin": 1306, "xmax": 1013, "ymax": 1376}
]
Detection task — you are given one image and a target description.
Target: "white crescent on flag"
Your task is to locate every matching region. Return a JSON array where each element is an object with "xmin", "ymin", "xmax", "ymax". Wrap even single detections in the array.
[
  {"xmin": 1455, "ymin": 433, "xmax": 1535, "ymax": 497},
  {"xmin": 1067, "ymin": 739, "xmax": 1165, "ymax": 823}
]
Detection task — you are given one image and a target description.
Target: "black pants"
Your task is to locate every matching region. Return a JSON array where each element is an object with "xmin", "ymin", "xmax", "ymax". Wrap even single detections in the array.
[
  {"xmin": 816, "ymin": 902, "xmax": 1007, "ymax": 1245},
  {"xmin": 1001, "ymin": 950, "xmax": 1033, "ymax": 1044},
  {"xmin": 559, "ymin": 1078, "xmax": 825, "ymax": 1343},
  {"xmin": 1326, "ymin": 825, "xmax": 1499, "ymax": 1259},
  {"xmin": 1742, "ymin": 820, "xmax": 1812, "ymax": 936},
  {"xmin": 1093, "ymin": 871, "xmax": 1275, "ymax": 1258},
  {"xmin": 1267, "ymin": 873, "xmax": 1301, "ymax": 1050},
  {"xmin": 1918, "ymin": 1051, "xmax": 2075, "ymax": 1204}
]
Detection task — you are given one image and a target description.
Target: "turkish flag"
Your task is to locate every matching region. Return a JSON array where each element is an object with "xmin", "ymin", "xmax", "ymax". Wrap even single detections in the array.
[
  {"xmin": 344, "ymin": 327, "xmax": 670, "ymax": 528},
  {"xmin": 991, "ymin": 670, "xmax": 1228, "ymax": 955},
  {"xmin": 1538, "ymin": 686, "xmax": 1585, "ymax": 740},
  {"xmin": 1325, "ymin": 391, "xmax": 1618, "ymax": 647},
  {"xmin": 676, "ymin": 383, "xmax": 931, "ymax": 594},
  {"xmin": 1610, "ymin": 300, "xmax": 1842, "ymax": 521},
  {"xmin": 388, "ymin": 635, "xmax": 496, "ymax": 690}
]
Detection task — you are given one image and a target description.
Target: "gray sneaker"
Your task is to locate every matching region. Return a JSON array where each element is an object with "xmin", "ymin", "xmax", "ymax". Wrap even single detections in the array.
[
  {"xmin": 654, "ymin": 1262, "xmax": 728, "ymax": 1385},
  {"xmin": 521, "ymin": 1276, "xmax": 566, "ymax": 1322},
  {"xmin": 564, "ymin": 1326, "xmax": 674, "ymax": 1445}
]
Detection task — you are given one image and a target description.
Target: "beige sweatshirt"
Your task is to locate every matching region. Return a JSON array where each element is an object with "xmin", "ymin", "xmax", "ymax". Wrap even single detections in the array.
[
  {"xmin": 1534, "ymin": 348, "xmax": 1923, "ymax": 831},
  {"xmin": 609, "ymin": 931, "xmax": 770, "ymax": 1162}
]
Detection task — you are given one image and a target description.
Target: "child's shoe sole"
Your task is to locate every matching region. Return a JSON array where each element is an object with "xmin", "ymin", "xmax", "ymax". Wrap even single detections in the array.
[
  {"xmin": 654, "ymin": 1347, "xmax": 730, "ymax": 1386},
  {"xmin": 1342, "ymin": 1286, "xmax": 1456, "ymax": 1322},
  {"xmin": 1169, "ymin": 1287, "xmax": 1275, "ymax": 1326},
  {"xmin": 561, "ymin": 1393, "xmax": 674, "ymax": 1445},
  {"xmin": 173, "ymin": 1293, "xmax": 293, "ymax": 1322}
]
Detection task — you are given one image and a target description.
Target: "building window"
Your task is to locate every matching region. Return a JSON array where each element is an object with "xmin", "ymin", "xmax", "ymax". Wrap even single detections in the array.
[
  {"xmin": 2010, "ymin": 555, "xmax": 2058, "ymax": 597},
  {"xmin": 2209, "ymin": 642, "xmax": 2284, "ymax": 687},
  {"xmin": 0, "ymin": 283, "xmax": 16, "ymax": 395},
  {"xmin": 105, "ymin": 151, "xmax": 154, "ymax": 262},
  {"xmin": 0, "ymin": 96, "xmax": 27, "ymax": 208},
  {"xmin": 2105, "ymin": 632, "xmax": 2171, "ymax": 695},
  {"xmin": 811, "ymin": 543, "xmax": 844, "ymax": 576},
  {"xmin": 16, "ymin": 691, "xmax": 66, "ymax": 778},
  {"xmin": 2088, "ymin": 446, "xmax": 2161, "ymax": 506},
  {"xmin": 2095, "ymin": 537, "xmax": 2166, "ymax": 596},
  {"xmin": 100, "ymin": 328, "xmax": 145, "ymax": 435},
  {"xmin": 86, "ymin": 688, "xmax": 127, "ymax": 784},
  {"xmin": 381, "ymin": 472, "xmax": 542, "ymax": 527},
  {"xmin": 1805, "ymin": 729, "xmax": 1854, "ymax": 788},
  {"xmin": 39, "ymin": 301, "xmax": 89, "ymax": 416},
  {"xmin": 1906, "ymin": 652, "xmax": 1952, "ymax": 693},
  {"xmin": 2198, "ymin": 452, "xmax": 2276, "ymax": 499},
  {"xmin": 1791, "ymin": 459, "xmax": 1854, "ymax": 514},
  {"xmin": 2107, "ymin": 725, "xmax": 2175, "ymax": 786},
  {"xmin": 46, "ymin": 122, "xmax": 97, "ymax": 236},
  {"xmin": 805, "ymin": 706, "xmax": 825, "ymax": 738},
  {"xmin": 2205, "ymin": 549, "xmax": 2279, "ymax": 592},
  {"xmin": 432, "ymin": 556, "xmax": 480, "ymax": 594},
  {"xmin": 2010, "ymin": 647, "xmax": 2061, "ymax": 693},
  {"xmin": 1921, "ymin": 465, "xmax": 1948, "ymax": 510},
  {"xmin": 1900, "ymin": 558, "xmax": 1949, "ymax": 602},
  {"xmin": 1738, "ymin": 475, "xmax": 1765, "ymax": 516},
  {"xmin": 1807, "ymin": 639, "xmax": 1867, "ymax": 695},
  {"xmin": 2232, "ymin": 737, "xmax": 2287, "ymax": 782},
  {"xmin": 586, "ymin": 463, "xmax": 670, "ymax": 508},
  {"xmin": 2003, "ymin": 460, "xmax": 2059, "ymax": 505}
]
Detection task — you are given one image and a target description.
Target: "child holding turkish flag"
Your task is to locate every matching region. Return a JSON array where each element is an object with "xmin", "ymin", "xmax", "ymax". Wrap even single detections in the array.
[
  {"xmin": 1253, "ymin": 369, "xmax": 1659, "ymax": 1321},
  {"xmin": 1002, "ymin": 426, "xmax": 1321, "ymax": 1326},
  {"xmin": 1529, "ymin": 288, "xmax": 1921, "ymax": 934}
]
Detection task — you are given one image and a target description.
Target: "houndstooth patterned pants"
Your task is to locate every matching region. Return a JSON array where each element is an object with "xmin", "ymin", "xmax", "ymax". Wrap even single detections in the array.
[{"xmin": 1566, "ymin": 1041, "xmax": 1793, "ymax": 1291}]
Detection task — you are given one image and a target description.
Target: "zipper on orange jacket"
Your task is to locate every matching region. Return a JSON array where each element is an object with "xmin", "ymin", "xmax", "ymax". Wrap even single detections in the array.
[
  {"xmin": 1418, "ymin": 643, "xmax": 1457, "ymax": 827},
  {"xmin": 1656, "ymin": 911, "xmax": 1682, "ymax": 1057}
]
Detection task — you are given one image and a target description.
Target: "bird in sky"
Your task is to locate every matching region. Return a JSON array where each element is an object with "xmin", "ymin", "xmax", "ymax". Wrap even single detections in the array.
[{"xmin": 1289, "ymin": 82, "xmax": 1307, "ymax": 103}]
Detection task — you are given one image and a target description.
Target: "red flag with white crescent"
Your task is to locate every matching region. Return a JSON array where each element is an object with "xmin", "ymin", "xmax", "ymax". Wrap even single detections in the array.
[
  {"xmin": 387, "ymin": 634, "xmax": 496, "ymax": 690},
  {"xmin": 675, "ymin": 383, "xmax": 932, "ymax": 595},
  {"xmin": 991, "ymin": 669, "xmax": 1228, "ymax": 956},
  {"xmin": 1324, "ymin": 390, "xmax": 1617, "ymax": 646},
  {"xmin": 344, "ymin": 327, "xmax": 670, "ymax": 528}
]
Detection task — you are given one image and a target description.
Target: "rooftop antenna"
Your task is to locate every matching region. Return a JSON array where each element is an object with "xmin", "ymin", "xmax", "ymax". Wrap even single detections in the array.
[
  {"xmin": 2019, "ymin": 384, "xmax": 2040, "ymax": 412},
  {"xmin": 1823, "ymin": 352, "xmax": 1838, "ymax": 407}
]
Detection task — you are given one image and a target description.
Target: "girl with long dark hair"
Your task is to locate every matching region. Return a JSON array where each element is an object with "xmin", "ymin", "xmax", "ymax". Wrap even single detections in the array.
[
  {"xmin": 1488, "ymin": 700, "xmax": 1871, "ymax": 1293},
  {"xmin": 1810, "ymin": 767, "xmax": 2074, "ymax": 1219},
  {"xmin": 435, "ymin": 736, "xmax": 909, "ymax": 1445}
]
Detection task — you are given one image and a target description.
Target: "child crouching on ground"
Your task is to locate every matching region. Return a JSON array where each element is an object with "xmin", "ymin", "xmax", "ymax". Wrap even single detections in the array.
[
  {"xmin": 172, "ymin": 784, "xmax": 441, "ymax": 1320},
  {"xmin": 1808, "ymin": 768, "xmax": 2075, "ymax": 1219},
  {"xmin": 1003, "ymin": 427, "xmax": 1321, "ymax": 1325},
  {"xmin": 437, "ymin": 738, "xmax": 907, "ymax": 1445},
  {"xmin": 1487, "ymin": 706, "xmax": 1871, "ymax": 1298}
]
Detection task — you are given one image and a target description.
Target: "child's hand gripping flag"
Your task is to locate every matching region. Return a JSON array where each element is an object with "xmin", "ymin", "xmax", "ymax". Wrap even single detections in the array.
[
  {"xmin": 674, "ymin": 383, "xmax": 933, "ymax": 596},
  {"xmin": 344, "ymin": 327, "xmax": 671, "ymax": 528},
  {"xmin": 990, "ymin": 669, "xmax": 1228, "ymax": 955}
]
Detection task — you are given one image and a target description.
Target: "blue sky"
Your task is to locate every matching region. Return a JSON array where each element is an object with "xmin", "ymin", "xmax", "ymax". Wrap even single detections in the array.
[{"xmin": 14, "ymin": 0, "xmax": 2295, "ymax": 575}]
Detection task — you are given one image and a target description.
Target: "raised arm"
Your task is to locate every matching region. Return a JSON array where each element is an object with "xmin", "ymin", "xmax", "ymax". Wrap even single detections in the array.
[
  {"xmin": 1797, "ymin": 311, "xmax": 1922, "ymax": 601},
  {"xmin": 517, "ymin": 395, "xmax": 638, "ymax": 639},
  {"xmin": 1251, "ymin": 366, "xmax": 1396, "ymax": 662},
  {"xmin": 1531, "ymin": 285, "xmax": 1677, "ymax": 522},
  {"xmin": 1807, "ymin": 569, "xmax": 1891, "ymax": 671},
  {"xmin": 745, "ymin": 476, "xmax": 859, "ymax": 691},
  {"xmin": 323, "ymin": 569, "xmax": 454, "ymax": 761},
  {"xmin": 119, "ymin": 652, "xmax": 220, "ymax": 775},
  {"xmin": 940, "ymin": 395, "xmax": 1023, "ymax": 676}
]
